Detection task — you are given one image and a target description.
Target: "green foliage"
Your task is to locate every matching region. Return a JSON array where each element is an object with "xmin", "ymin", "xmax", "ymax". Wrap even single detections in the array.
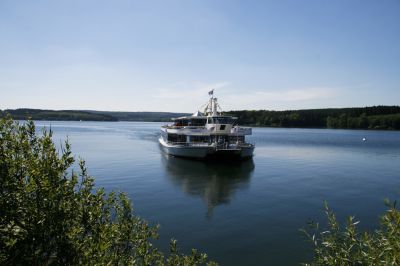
[
  {"xmin": 0, "ymin": 109, "xmax": 190, "ymax": 122},
  {"xmin": 228, "ymin": 106, "xmax": 400, "ymax": 130},
  {"xmin": 0, "ymin": 108, "xmax": 118, "ymax": 121},
  {"xmin": 90, "ymin": 111, "xmax": 190, "ymax": 122},
  {"xmin": 326, "ymin": 113, "xmax": 400, "ymax": 130},
  {"xmin": 0, "ymin": 117, "xmax": 216, "ymax": 265},
  {"xmin": 302, "ymin": 201, "xmax": 400, "ymax": 265},
  {"xmin": 3, "ymin": 106, "xmax": 400, "ymax": 128}
]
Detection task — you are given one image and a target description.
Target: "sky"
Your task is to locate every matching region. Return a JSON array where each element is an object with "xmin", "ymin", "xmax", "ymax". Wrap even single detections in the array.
[{"xmin": 0, "ymin": 0, "xmax": 399, "ymax": 112}]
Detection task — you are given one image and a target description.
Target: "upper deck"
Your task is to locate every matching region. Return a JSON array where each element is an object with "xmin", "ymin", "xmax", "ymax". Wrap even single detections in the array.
[
  {"xmin": 162, "ymin": 117, "xmax": 252, "ymax": 136},
  {"xmin": 161, "ymin": 92, "xmax": 252, "ymax": 136}
]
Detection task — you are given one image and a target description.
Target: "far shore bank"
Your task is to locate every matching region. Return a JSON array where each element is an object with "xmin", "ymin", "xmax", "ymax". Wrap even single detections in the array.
[{"xmin": 2, "ymin": 105, "xmax": 400, "ymax": 130}]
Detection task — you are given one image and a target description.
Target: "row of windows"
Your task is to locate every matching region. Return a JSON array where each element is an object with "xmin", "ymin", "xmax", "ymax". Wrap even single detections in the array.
[
  {"xmin": 190, "ymin": 136, "xmax": 210, "ymax": 143},
  {"xmin": 172, "ymin": 117, "xmax": 237, "ymax": 127},
  {"xmin": 164, "ymin": 133, "xmax": 245, "ymax": 143},
  {"xmin": 167, "ymin": 134, "xmax": 186, "ymax": 143},
  {"xmin": 173, "ymin": 119, "xmax": 207, "ymax": 127},
  {"xmin": 207, "ymin": 117, "xmax": 237, "ymax": 124}
]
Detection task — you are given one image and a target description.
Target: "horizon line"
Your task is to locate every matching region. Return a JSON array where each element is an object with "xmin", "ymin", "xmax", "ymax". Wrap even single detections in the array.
[{"xmin": 2, "ymin": 104, "xmax": 400, "ymax": 114}]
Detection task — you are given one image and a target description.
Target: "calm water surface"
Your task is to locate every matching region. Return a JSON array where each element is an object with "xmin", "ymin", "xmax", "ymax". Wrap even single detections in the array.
[{"xmin": 36, "ymin": 121, "xmax": 400, "ymax": 265}]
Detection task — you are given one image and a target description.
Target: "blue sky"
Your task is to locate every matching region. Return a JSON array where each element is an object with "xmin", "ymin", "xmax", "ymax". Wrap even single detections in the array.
[{"xmin": 0, "ymin": 0, "xmax": 399, "ymax": 112}]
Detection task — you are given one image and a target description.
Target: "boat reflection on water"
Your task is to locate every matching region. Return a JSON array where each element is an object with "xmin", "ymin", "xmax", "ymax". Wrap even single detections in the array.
[{"xmin": 161, "ymin": 154, "xmax": 255, "ymax": 218}]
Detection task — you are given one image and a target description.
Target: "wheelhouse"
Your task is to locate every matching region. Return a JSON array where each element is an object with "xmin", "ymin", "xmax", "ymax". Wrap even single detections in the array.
[
  {"xmin": 207, "ymin": 116, "xmax": 237, "ymax": 125},
  {"xmin": 172, "ymin": 117, "xmax": 207, "ymax": 127}
]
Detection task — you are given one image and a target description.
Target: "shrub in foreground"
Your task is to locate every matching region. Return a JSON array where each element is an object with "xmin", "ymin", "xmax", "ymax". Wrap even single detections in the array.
[
  {"xmin": 302, "ymin": 201, "xmax": 400, "ymax": 265},
  {"xmin": 0, "ymin": 117, "xmax": 216, "ymax": 265}
]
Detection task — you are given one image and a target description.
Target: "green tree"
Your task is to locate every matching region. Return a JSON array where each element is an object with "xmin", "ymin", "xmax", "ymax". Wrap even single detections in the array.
[
  {"xmin": 0, "ymin": 117, "xmax": 216, "ymax": 265},
  {"xmin": 302, "ymin": 201, "xmax": 400, "ymax": 265},
  {"xmin": 358, "ymin": 113, "xmax": 368, "ymax": 129},
  {"xmin": 338, "ymin": 114, "xmax": 348, "ymax": 128},
  {"xmin": 326, "ymin": 116, "xmax": 338, "ymax": 128}
]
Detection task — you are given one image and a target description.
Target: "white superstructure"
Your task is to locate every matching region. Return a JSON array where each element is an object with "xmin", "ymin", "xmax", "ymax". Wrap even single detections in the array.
[{"xmin": 159, "ymin": 92, "xmax": 255, "ymax": 160}]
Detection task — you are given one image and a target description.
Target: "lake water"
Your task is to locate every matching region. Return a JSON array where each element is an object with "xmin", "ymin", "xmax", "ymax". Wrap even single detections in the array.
[{"xmin": 35, "ymin": 121, "xmax": 400, "ymax": 265}]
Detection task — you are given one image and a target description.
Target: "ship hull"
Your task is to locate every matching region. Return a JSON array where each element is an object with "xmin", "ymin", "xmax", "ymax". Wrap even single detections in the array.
[{"xmin": 159, "ymin": 138, "xmax": 254, "ymax": 160}]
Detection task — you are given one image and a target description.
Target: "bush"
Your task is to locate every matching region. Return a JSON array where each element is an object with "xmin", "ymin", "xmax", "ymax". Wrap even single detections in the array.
[
  {"xmin": 0, "ymin": 117, "xmax": 216, "ymax": 265},
  {"xmin": 302, "ymin": 201, "xmax": 400, "ymax": 265}
]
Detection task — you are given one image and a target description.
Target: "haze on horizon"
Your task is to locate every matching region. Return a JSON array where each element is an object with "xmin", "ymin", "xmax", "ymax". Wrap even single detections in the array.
[{"xmin": 0, "ymin": 0, "xmax": 399, "ymax": 113}]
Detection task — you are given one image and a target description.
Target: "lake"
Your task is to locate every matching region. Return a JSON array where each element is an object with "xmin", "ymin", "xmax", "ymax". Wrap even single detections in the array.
[{"xmin": 35, "ymin": 121, "xmax": 400, "ymax": 265}]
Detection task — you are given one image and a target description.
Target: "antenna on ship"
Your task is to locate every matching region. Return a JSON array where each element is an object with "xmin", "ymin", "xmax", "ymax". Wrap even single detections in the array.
[
  {"xmin": 208, "ymin": 89, "xmax": 219, "ymax": 116},
  {"xmin": 204, "ymin": 89, "xmax": 214, "ymax": 116}
]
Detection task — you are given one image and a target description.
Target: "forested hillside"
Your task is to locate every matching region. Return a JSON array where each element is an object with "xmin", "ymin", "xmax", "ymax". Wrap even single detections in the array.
[
  {"xmin": 0, "ymin": 109, "xmax": 189, "ymax": 122},
  {"xmin": 87, "ymin": 110, "xmax": 190, "ymax": 121},
  {"xmin": 2, "ymin": 106, "xmax": 399, "ymax": 129},
  {"xmin": 0, "ymin": 109, "xmax": 118, "ymax": 121},
  {"xmin": 227, "ymin": 106, "xmax": 400, "ymax": 130}
]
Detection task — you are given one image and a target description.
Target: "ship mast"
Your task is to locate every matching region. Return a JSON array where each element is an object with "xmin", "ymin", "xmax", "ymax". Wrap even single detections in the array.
[
  {"xmin": 204, "ymin": 89, "xmax": 220, "ymax": 116},
  {"xmin": 212, "ymin": 97, "xmax": 218, "ymax": 116}
]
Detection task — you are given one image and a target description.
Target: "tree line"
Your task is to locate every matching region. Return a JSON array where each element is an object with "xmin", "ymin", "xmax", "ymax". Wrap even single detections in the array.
[
  {"xmin": 0, "ymin": 109, "xmax": 189, "ymax": 122},
  {"xmin": 227, "ymin": 106, "xmax": 400, "ymax": 130},
  {"xmin": 0, "ymin": 109, "xmax": 118, "ymax": 121},
  {"xmin": 2, "ymin": 106, "xmax": 400, "ymax": 129}
]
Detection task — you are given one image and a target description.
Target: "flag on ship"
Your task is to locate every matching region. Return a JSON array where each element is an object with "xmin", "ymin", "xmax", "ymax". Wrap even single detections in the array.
[{"xmin": 208, "ymin": 89, "xmax": 214, "ymax": 96}]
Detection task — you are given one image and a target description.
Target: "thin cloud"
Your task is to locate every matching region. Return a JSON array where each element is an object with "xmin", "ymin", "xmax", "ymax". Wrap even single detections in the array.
[
  {"xmin": 222, "ymin": 87, "xmax": 339, "ymax": 110},
  {"xmin": 149, "ymin": 85, "xmax": 338, "ymax": 112},
  {"xmin": 257, "ymin": 87, "xmax": 336, "ymax": 102},
  {"xmin": 153, "ymin": 81, "xmax": 229, "ymax": 99},
  {"xmin": 148, "ymin": 81, "xmax": 229, "ymax": 112}
]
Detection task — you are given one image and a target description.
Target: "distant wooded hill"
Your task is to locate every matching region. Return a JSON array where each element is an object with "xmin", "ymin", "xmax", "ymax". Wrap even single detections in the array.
[
  {"xmin": 0, "ymin": 109, "xmax": 189, "ymax": 122},
  {"xmin": 87, "ymin": 110, "xmax": 190, "ymax": 122},
  {"xmin": 227, "ymin": 106, "xmax": 400, "ymax": 130},
  {"xmin": 1, "ymin": 106, "xmax": 400, "ymax": 129}
]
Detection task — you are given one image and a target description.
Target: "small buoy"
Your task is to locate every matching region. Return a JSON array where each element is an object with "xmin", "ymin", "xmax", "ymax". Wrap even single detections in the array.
[{"xmin": 362, "ymin": 137, "xmax": 366, "ymax": 142}]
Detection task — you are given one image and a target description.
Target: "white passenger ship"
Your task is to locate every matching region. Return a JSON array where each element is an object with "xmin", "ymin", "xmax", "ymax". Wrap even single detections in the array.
[{"xmin": 159, "ymin": 91, "xmax": 255, "ymax": 160}]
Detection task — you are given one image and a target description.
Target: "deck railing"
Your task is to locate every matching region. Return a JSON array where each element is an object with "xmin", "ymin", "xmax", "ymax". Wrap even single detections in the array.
[
  {"xmin": 162, "ymin": 125, "xmax": 206, "ymax": 129},
  {"xmin": 165, "ymin": 140, "xmax": 255, "ymax": 148},
  {"xmin": 165, "ymin": 141, "xmax": 209, "ymax": 147}
]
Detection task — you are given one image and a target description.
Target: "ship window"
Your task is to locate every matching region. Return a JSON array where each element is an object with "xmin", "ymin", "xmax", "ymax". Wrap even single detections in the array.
[
  {"xmin": 174, "ymin": 120, "xmax": 189, "ymax": 126},
  {"xmin": 167, "ymin": 134, "xmax": 178, "ymax": 142},
  {"xmin": 210, "ymin": 135, "xmax": 229, "ymax": 142},
  {"xmin": 190, "ymin": 136, "xmax": 209, "ymax": 143},
  {"xmin": 209, "ymin": 117, "xmax": 233, "ymax": 124},
  {"xmin": 191, "ymin": 119, "xmax": 207, "ymax": 126},
  {"xmin": 178, "ymin": 135, "xmax": 186, "ymax": 142},
  {"xmin": 229, "ymin": 136, "xmax": 245, "ymax": 143},
  {"xmin": 167, "ymin": 134, "xmax": 186, "ymax": 143}
]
